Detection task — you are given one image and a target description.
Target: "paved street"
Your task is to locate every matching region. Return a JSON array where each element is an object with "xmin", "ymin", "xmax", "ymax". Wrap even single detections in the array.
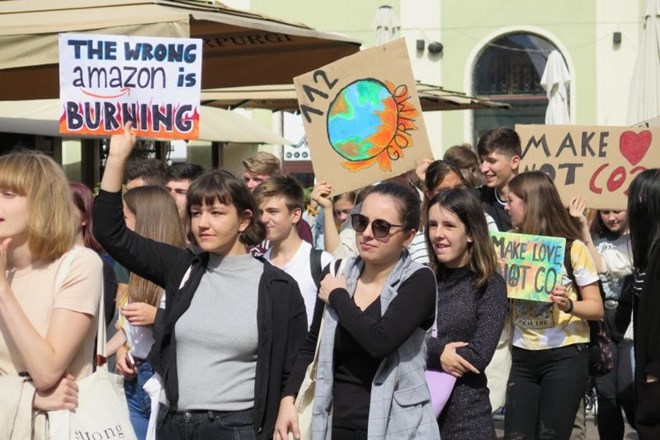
[{"xmin": 493, "ymin": 416, "xmax": 638, "ymax": 439}]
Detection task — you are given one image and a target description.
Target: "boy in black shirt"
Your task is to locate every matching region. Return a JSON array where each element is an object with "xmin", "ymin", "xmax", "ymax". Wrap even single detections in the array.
[{"xmin": 476, "ymin": 127, "xmax": 521, "ymax": 231}]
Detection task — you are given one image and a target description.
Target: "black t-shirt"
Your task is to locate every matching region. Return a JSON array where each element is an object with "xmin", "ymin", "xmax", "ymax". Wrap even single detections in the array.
[
  {"xmin": 477, "ymin": 186, "xmax": 511, "ymax": 231},
  {"xmin": 327, "ymin": 269, "xmax": 436, "ymax": 429}
]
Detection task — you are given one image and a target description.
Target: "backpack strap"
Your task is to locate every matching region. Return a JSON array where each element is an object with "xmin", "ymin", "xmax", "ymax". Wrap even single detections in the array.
[
  {"xmin": 564, "ymin": 239, "xmax": 606, "ymax": 302},
  {"xmin": 309, "ymin": 248, "xmax": 324, "ymax": 289},
  {"xmin": 564, "ymin": 239, "xmax": 576, "ymax": 287}
]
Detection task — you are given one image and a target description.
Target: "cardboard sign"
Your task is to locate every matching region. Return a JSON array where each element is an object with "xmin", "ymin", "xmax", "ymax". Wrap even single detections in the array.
[
  {"xmin": 516, "ymin": 124, "xmax": 660, "ymax": 210},
  {"xmin": 491, "ymin": 231, "xmax": 566, "ymax": 302},
  {"xmin": 635, "ymin": 116, "xmax": 660, "ymax": 128},
  {"xmin": 59, "ymin": 33, "xmax": 202, "ymax": 139},
  {"xmin": 294, "ymin": 38, "xmax": 432, "ymax": 195}
]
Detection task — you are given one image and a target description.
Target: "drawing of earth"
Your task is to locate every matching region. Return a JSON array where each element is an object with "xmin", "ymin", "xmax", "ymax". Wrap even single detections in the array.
[{"xmin": 326, "ymin": 79, "xmax": 398, "ymax": 162}]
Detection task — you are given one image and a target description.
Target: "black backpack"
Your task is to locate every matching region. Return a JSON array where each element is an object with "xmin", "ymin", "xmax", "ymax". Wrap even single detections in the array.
[{"xmin": 564, "ymin": 239, "xmax": 614, "ymax": 376}]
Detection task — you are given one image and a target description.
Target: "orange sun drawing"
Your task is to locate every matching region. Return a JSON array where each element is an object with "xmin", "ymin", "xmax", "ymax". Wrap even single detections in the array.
[{"xmin": 326, "ymin": 78, "xmax": 419, "ymax": 172}]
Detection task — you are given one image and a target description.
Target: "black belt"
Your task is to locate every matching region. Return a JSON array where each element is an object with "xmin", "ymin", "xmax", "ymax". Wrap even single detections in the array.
[{"xmin": 165, "ymin": 407, "xmax": 253, "ymax": 423}]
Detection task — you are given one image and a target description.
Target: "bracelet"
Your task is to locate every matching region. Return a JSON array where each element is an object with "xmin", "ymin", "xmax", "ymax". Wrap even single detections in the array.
[{"xmin": 565, "ymin": 298, "xmax": 574, "ymax": 314}]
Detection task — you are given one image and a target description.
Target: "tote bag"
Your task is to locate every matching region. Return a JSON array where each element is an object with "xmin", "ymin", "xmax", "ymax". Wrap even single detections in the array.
[
  {"xmin": 48, "ymin": 249, "xmax": 137, "ymax": 440},
  {"xmin": 425, "ymin": 325, "xmax": 456, "ymax": 417},
  {"xmin": 289, "ymin": 259, "xmax": 346, "ymax": 440}
]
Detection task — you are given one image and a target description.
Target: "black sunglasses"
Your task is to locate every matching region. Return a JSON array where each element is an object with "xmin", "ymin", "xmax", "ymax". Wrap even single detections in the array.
[{"xmin": 351, "ymin": 213, "xmax": 404, "ymax": 238}]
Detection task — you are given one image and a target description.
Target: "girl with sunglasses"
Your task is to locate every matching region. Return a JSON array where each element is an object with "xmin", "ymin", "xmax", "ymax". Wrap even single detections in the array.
[
  {"xmin": 425, "ymin": 187, "xmax": 507, "ymax": 439},
  {"xmin": 502, "ymin": 171, "xmax": 603, "ymax": 440},
  {"xmin": 274, "ymin": 182, "xmax": 440, "ymax": 440}
]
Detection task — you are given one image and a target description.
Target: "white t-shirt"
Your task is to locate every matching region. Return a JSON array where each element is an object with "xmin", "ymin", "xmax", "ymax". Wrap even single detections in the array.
[
  {"xmin": 120, "ymin": 293, "xmax": 166, "ymax": 360},
  {"xmin": 264, "ymin": 241, "xmax": 334, "ymax": 328}
]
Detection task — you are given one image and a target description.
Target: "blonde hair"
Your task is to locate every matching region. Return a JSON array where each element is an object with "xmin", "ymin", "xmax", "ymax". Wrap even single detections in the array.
[
  {"xmin": 242, "ymin": 151, "xmax": 282, "ymax": 177},
  {"xmin": 123, "ymin": 186, "xmax": 186, "ymax": 305},
  {"xmin": 0, "ymin": 151, "xmax": 77, "ymax": 262}
]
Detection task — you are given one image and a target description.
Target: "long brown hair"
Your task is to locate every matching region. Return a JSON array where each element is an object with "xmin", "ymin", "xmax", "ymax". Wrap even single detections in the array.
[
  {"xmin": 507, "ymin": 171, "xmax": 582, "ymax": 241},
  {"xmin": 123, "ymin": 186, "xmax": 186, "ymax": 305},
  {"xmin": 425, "ymin": 187, "xmax": 498, "ymax": 288}
]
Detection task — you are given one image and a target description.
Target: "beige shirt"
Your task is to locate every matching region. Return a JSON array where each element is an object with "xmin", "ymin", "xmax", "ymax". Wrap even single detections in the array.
[{"xmin": 0, "ymin": 246, "xmax": 103, "ymax": 379}]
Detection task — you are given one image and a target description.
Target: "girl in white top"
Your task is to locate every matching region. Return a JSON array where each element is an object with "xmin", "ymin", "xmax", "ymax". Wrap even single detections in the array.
[
  {"xmin": 107, "ymin": 185, "xmax": 186, "ymax": 440},
  {"xmin": 0, "ymin": 151, "xmax": 103, "ymax": 434}
]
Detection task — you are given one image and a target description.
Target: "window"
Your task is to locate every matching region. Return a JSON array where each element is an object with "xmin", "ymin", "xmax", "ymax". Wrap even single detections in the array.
[{"xmin": 473, "ymin": 33, "xmax": 565, "ymax": 142}]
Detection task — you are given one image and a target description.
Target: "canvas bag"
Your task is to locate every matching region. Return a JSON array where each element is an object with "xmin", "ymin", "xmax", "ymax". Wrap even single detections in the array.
[
  {"xmin": 424, "ymin": 325, "xmax": 456, "ymax": 417},
  {"xmin": 48, "ymin": 248, "xmax": 137, "ymax": 440},
  {"xmin": 289, "ymin": 259, "xmax": 346, "ymax": 440}
]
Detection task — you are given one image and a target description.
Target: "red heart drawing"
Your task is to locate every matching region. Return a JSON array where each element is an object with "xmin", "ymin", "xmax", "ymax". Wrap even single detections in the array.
[{"xmin": 619, "ymin": 130, "xmax": 652, "ymax": 166}]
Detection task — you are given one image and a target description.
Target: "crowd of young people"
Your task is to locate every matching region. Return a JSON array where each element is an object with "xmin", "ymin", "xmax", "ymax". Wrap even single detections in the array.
[{"xmin": 0, "ymin": 123, "xmax": 658, "ymax": 440}]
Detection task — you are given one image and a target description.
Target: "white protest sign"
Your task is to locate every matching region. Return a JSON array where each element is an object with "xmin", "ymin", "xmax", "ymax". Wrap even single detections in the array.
[{"xmin": 59, "ymin": 33, "xmax": 202, "ymax": 139}]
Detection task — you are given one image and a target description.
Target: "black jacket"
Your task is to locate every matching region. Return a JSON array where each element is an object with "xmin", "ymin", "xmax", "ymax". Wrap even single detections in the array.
[{"xmin": 93, "ymin": 190, "xmax": 308, "ymax": 439}]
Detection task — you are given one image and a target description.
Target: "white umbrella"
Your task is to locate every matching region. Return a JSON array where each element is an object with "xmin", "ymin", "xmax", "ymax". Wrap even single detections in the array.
[
  {"xmin": 540, "ymin": 50, "xmax": 571, "ymax": 124},
  {"xmin": 372, "ymin": 5, "xmax": 400, "ymax": 46},
  {"xmin": 627, "ymin": 0, "xmax": 660, "ymax": 124}
]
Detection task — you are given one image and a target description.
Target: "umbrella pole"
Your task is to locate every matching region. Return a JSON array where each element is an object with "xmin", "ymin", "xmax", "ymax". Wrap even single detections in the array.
[{"xmin": 212, "ymin": 141, "xmax": 225, "ymax": 168}]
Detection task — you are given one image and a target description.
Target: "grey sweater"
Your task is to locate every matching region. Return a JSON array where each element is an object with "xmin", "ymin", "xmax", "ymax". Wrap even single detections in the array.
[{"xmin": 175, "ymin": 253, "xmax": 263, "ymax": 411}]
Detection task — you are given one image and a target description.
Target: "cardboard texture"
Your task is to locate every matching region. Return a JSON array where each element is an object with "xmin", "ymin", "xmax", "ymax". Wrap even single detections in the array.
[
  {"xmin": 635, "ymin": 115, "xmax": 660, "ymax": 128},
  {"xmin": 491, "ymin": 231, "xmax": 566, "ymax": 302},
  {"xmin": 516, "ymin": 124, "xmax": 660, "ymax": 210},
  {"xmin": 59, "ymin": 33, "xmax": 202, "ymax": 139},
  {"xmin": 294, "ymin": 38, "xmax": 432, "ymax": 195}
]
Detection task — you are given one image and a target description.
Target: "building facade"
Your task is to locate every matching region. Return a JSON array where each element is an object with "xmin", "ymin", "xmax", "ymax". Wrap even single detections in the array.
[{"xmin": 243, "ymin": 0, "xmax": 644, "ymax": 159}]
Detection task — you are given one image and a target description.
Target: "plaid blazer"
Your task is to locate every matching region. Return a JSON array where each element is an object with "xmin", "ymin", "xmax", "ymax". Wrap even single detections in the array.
[{"xmin": 311, "ymin": 252, "xmax": 440, "ymax": 440}]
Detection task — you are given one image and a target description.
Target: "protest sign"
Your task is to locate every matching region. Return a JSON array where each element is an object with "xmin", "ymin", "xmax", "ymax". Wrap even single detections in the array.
[
  {"xmin": 516, "ymin": 124, "xmax": 660, "ymax": 210},
  {"xmin": 634, "ymin": 116, "xmax": 660, "ymax": 128},
  {"xmin": 490, "ymin": 231, "xmax": 566, "ymax": 302},
  {"xmin": 293, "ymin": 38, "xmax": 432, "ymax": 195},
  {"xmin": 59, "ymin": 33, "xmax": 202, "ymax": 139}
]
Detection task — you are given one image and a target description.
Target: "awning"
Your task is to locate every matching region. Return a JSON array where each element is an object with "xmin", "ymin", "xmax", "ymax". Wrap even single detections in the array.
[
  {"xmin": 0, "ymin": 0, "xmax": 361, "ymax": 100},
  {"xmin": 201, "ymin": 82, "xmax": 510, "ymax": 112},
  {"xmin": 0, "ymin": 99, "xmax": 291, "ymax": 144}
]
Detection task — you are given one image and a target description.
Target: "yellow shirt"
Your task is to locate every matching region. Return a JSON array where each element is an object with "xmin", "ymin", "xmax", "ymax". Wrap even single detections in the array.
[{"xmin": 512, "ymin": 240, "xmax": 598, "ymax": 350}]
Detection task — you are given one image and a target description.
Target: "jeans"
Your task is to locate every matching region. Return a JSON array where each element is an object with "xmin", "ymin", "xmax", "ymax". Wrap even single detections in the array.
[
  {"xmin": 594, "ymin": 339, "xmax": 635, "ymax": 440},
  {"xmin": 504, "ymin": 344, "xmax": 589, "ymax": 440},
  {"xmin": 156, "ymin": 405, "xmax": 256, "ymax": 440},
  {"xmin": 124, "ymin": 361, "xmax": 154, "ymax": 440}
]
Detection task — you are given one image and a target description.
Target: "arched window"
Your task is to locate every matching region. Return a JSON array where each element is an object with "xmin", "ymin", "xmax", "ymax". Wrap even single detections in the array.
[{"xmin": 472, "ymin": 33, "xmax": 565, "ymax": 142}]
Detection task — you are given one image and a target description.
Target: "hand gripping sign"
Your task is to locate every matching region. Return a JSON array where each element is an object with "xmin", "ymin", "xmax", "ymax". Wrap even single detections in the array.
[{"xmin": 491, "ymin": 231, "xmax": 566, "ymax": 302}]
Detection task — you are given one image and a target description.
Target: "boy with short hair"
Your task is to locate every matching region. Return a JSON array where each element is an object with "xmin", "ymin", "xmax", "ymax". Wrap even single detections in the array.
[
  {"xmin": 477, "ymin": 127, "xmax": 522, "ymax": 231},
  {"xmin": 241, "ymin": 151, "xmax": 313, "ymax": 252},
  {"xmin": 166, "ymin": 162, "xmax": 204, "ymax": 222},
  {"xmin": 125, "ymin": 157, "xmax": 167, "ymax": 189},
  {"xmin": 254, "ymin": 176, "xmax": 333, "ymax": 327},
  {"xmin": 241, "ymin": 151, "xmax": 282, "ymax": 191}
]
